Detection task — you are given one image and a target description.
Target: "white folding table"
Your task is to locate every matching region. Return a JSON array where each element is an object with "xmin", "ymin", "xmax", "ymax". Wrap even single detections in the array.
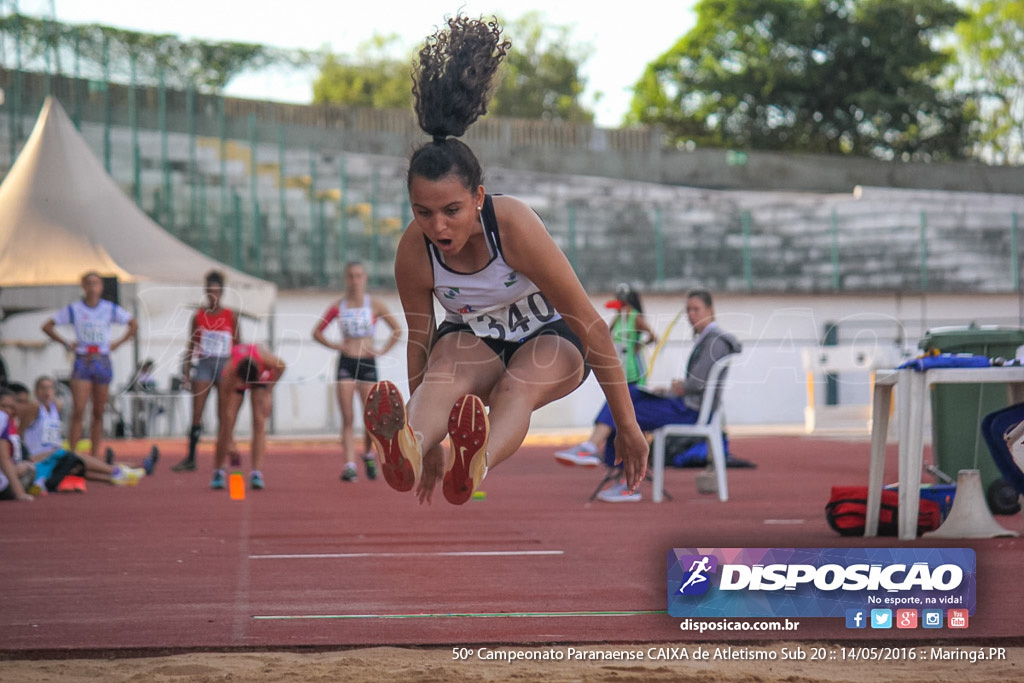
[{"xmin": 865, "ymin": 366, "xmax": 1024, "ymax": 540}]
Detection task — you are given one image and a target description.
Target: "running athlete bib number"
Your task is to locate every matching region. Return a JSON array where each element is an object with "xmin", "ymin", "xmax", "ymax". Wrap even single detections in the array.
[
  {"xmin": 42, "ymin": 422, "xmax": 62, "ymax": 448},
  {"xmin": 340, "ymin": 309, "xmax": 374, "ymax": 339},
  {"xmin": 79, "ymin": 322, "xmax": 107, "ymax": 346},
  {"xmin": 464, "ymin": 292, "xmax": 556, "ymax": 342},
  {"xmin": 199, "ymin": 330, "xmax": 233, "ymax": 358}
]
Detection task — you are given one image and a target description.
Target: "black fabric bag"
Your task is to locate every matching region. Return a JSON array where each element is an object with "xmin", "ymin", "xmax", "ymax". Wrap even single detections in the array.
[{"xmin": 45, "ymin": 452, "xmax": 86, "ymax": 491}]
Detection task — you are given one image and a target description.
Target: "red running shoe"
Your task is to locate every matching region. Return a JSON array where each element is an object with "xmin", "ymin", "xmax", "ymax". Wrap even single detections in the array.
[
  {"xmin": 57, "ymin": 475, "xmax": 87, "ymax": 492},
  {"xmin": 443, "ymin": 395, "xmax": 489, "ymax": 505},
  {"xmin": 363, "ymin": 381, "xmax": 420, "ymax": 492}
]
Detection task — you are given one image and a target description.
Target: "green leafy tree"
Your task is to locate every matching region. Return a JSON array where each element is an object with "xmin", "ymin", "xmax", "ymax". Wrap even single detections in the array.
[
  {"xmin": 0, "ymin": 13, "xmax": 308, "ymax": 91},
  {"xmin": 311, "ymin": 14, "xmax": 595, "ymax": 122},
  {"xmin": 628, "ymin": 0, "xmax": 970, "ymax": 160},
  {"xmin": 491, "ymin": 12, "xmax": 595, "ymax": 123},
  {"xmin": 312, "ymin": 34, "xmax": 414, "ymax": 109},
  {"xmin": 955, "ymin": 1, "xmax": 1024, "ymax": 164}
]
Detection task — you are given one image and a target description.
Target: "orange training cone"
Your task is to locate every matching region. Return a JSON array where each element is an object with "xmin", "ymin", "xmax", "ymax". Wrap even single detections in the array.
[{"xmin": 229, "ymin": 450, "xmax": 245, "ymax": 500}]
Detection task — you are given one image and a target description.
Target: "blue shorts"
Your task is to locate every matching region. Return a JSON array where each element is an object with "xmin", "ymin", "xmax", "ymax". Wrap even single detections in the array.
[
  {"xmin": 336, "ymin": 354, "xmax": 378, "ymax": 382},
  {"xmin": 31, "ymin": 451, "xmax": 67, "ymax": 483},
  {"xmin": 193, "ymin": 355, "xmax": 230, "ymax": 384},
  {"xmin": 72, "ymin": 354, "xmax": 113, "ymax": 385}
]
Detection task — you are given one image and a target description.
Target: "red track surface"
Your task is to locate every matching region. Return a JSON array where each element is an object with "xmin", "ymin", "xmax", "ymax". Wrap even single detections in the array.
[{"xmin": 2, "ymin": 434, "xmax": 1022, "ymax": 655}]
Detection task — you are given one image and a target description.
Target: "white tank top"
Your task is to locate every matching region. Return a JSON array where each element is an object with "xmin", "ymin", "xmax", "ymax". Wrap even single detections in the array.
[
  {"xmin": 427, "ymin": 195, "xmax": 561, "ymax": 342},
  {"xmin": 23, "ymin": 401, "xmax": 62, "ymax": 456},
  {"xmin": 52, "ymin": 299, "xmax": 133, "ymax": 355},
  {"xmin": 338, "ymin": 295, "xmax": 375, "ymax": 339}
]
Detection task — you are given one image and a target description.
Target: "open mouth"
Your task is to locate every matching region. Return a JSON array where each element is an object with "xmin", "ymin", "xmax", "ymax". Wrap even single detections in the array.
[{"xmin": 437, "ymin": 238, "xmax": 453, "ymax": 249}]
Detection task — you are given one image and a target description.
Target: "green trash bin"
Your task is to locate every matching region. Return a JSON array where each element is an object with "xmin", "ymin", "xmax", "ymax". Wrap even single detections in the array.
[{"xmin": 920, "ymin": 325, "xmax": 1024, "ymax": 514}]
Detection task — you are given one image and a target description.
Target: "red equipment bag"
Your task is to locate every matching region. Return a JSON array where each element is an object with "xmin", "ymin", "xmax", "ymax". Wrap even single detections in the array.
[{"xmin": 825, "ymin": 485, "xmax": 942, "ymax": 537}]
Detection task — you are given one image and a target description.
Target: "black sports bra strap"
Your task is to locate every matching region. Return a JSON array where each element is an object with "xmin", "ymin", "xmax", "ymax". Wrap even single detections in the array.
[{"xmin": 481, "ymin": 194, "xmax": 501, "ymax": 253}]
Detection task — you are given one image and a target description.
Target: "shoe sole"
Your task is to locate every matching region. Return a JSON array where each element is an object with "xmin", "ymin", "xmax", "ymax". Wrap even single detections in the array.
[
  {"xmin": 554, "ymin": 453, "xmax": 601, "ymax": 467},
  {"xmin": 171, "ymin": 461, "xmax": 196, "ymax": 472},
  {"xmin": 443, "ymin": 395, "xmax": 489, "ymax": 505},
  {"xmin": 363, "ymin": 381, "xmax": 420, "ymax": 492}
]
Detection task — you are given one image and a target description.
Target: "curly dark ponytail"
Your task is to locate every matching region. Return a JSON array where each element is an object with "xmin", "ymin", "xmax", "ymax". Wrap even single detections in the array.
[{"xmin": 408, "ymin": 14, "xmax": 510, "ymax": 190}]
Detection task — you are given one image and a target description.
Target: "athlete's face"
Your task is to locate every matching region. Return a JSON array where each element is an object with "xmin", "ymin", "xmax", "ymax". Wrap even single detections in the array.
[
  {"xmin": 0, "ymin": 395, "xmax": 15, "ymax": 416},
  {"xmin": 205, "ymin": 283, "xmax": 223, "ymax": 309},
  {"xmin": 408, "ymin": 174, "xmax": 485, "ymax": 254},
  {"xmin": 81, "ymin": 274, "xmax": 103, "ymax": 302},
  {"xmin": 35, "ymin": 378, "xmax": 56, "ymax": 403},
  {"xmin": 344, "ymin": 265, "xmax": 367, "ymax": 294}
]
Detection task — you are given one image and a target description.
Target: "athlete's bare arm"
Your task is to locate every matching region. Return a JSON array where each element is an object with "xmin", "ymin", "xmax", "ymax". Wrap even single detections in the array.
[
  {"xmin": 394, "ymin": 224, "xmax": 438, "ymax": 396},
  {"xmin": 494, "ymin": 195, "xmax": 648, "ymax": 491}
]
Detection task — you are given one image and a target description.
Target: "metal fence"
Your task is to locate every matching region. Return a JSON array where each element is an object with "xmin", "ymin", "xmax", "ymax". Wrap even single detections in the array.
[{"xmin": 2, "ymin": 68, "xmax": 1023, "ymax": 294}]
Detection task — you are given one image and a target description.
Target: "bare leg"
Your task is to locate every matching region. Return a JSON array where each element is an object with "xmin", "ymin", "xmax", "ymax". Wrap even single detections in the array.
[
  {"xmin": 406, "ymin": 333, "xmax": 505, "ymax": 501},
  {"xmin": 587, "ymin": 423, "xmax": 614, "ymax": 451},
  {"xmin": 336, "ymin": 380, "xmax": 357, "ymax": 467},
  {"xmin": 215, "ymin": 378, "xmax": 237, "ymax": 457},
  {"xmin": 215, "ymin": 391, "xmax": 243, "ymax": 472},
  {"xmin": 68, "ymin": 379, "xmax": 91, "ymax": 453},
  {"xmin": 89, "ymin": 383, "xmax": 110, "ymax": 462},
  {"xmin": 190, "ymin": 379, "xmax": 213, "ymax": 427},
  {"xmin": 250, "ymin": 388, "xmax": 270, "ymax": 472},
  {"xmin": 79, "ymin": 452, "xmax": 115, "ymax": 476},
  {"xmin": 485, "ymin": 335, "xmax": 586, "ymax": 469}
]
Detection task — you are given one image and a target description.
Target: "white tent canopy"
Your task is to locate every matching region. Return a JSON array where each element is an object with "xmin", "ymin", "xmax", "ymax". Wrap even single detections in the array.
[{"xmin": 0, "ymin": 96, "xmax": 276, "ymax": 318}]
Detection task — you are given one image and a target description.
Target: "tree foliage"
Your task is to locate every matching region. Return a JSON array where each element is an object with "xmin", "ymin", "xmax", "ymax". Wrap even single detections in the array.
[
  {"xmin": 490, "ymin": 12, "xmax": 594, "ymax": 123},
  {"xmin": 312, "ymin": 34, "xmax": 414, "ymax": 109},
  {"xmin": 628, "ymin": 0, "xmax": 970, "ymax": 160},
  {"xmin": 955, "ymin": 0, "xmax": 1024, "ymax": 164},
  {"xmin": 312, "ymin": 12, "xmax": 594, "ymax": 122},
  {"xmin": 0, "ymin": 12, "xmax": 310, "ymax": 92}
]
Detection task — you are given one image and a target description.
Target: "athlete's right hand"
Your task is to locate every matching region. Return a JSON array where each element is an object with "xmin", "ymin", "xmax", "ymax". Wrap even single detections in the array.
[
  {"xmin": 614, "ymin": 422, "xmax": 649, "ymax": 494},
  {"xmin": 416, "ymin": 443, "xmax": 445, "ymax": 504}
]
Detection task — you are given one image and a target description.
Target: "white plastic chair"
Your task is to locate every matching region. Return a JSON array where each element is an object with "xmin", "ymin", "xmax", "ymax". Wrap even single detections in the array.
[{"xmin": 650, "ymin": 355, "xmax": 734, "ymax": 503}]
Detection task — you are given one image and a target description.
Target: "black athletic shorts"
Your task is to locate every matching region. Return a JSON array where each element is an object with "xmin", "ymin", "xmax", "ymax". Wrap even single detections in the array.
[
  {"xmin": 435, "ymin": 318, "xmax": 591, "ymax": 382},
  {"xmin": 336, "ymin": 354, "xmax": 378, "ymax": 383}
]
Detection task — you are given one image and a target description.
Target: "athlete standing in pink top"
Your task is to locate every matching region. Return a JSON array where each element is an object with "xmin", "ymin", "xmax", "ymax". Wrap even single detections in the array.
[{"xmin": 210, "ymin": 344, "xmax": 285, "ymax": 491}]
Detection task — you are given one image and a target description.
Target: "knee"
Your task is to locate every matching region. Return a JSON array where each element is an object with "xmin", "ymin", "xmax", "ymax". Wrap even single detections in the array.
[
  {"xmin": 487, "ymin": 374, "xmax": 533, "ymax": 407},
  {"xmin": 490, "ymin": 374, "xmax": 516, "ymax": 399},
  {"xmin": 424, "ymin": 353, "xmax": 460, "ymax": 378}
]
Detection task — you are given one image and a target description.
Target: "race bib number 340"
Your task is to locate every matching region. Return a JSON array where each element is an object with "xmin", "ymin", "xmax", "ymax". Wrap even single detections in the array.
[{"xmin": 464, "ymin": 292, "xmax": 557, "ymax": 342}]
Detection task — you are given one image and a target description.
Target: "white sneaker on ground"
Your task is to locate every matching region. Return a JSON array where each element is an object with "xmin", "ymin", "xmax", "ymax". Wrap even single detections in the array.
[
  {"xmin": 596, "ymin": 481, "xmax": 641, "ymax": 503},
  {"xmin": 112, "ymin": 466, "xmax": 145, "ymax": 487},
  {"xmin": 554, "ymin": 443, "xmax": 602, "ymax": 467}
]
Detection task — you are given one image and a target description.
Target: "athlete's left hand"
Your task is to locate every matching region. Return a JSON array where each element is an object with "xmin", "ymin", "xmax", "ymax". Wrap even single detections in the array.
[{"xmin": 614, "ymin": 422, "xmax": 649, "ymax": 493}]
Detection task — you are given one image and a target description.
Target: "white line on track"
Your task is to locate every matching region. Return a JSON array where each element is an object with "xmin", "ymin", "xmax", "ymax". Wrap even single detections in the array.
[
  {"xmin": 253, "ymin": 609, "xmax": 665, "ymax": 620},
  {"xmin": 249, "ymin": 550, "xmax": 565, "ymax": 559}
]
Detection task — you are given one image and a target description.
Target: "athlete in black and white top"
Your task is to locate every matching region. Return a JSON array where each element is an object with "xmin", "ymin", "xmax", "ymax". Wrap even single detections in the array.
[{"xmin": 363, "ymin": 14, "xmax": 647, "ymax": 505}]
